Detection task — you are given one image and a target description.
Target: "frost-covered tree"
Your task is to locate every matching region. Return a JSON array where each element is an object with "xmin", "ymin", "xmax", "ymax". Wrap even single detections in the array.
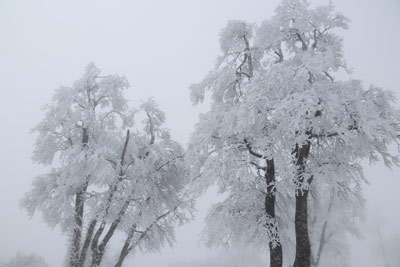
[
  {"xmin": 188, "ymin": 1, "xmax": 400, "ymax": 267},
  {"xmin": 22, "ymin": 63, "xmax": 192, "ymax": 267},
  {"xmin": 251, "ymin": 1, "xmax": 400, "ymax": 266},
  {"xmin": 188, "ymin": 19, "xmax": 286, "ymax": 267}
]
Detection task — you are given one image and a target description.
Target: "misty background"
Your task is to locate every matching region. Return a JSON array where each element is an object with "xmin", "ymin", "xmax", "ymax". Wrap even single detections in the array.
[{"xmin": 0, "ymin": 0, "xmax": 399, "ymax": 266}]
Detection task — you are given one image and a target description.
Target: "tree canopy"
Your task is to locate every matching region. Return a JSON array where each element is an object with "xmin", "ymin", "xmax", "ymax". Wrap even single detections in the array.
[{"xmin": 22, "ymin": 63, "xmax": 193, "ymax": 267}]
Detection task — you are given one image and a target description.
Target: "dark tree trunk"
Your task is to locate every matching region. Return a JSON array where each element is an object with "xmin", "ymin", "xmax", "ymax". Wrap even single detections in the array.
[
  {"xmin": 113, "ymin": 240, "xmax": 131, "ymax": 267},
  {"xmin": 265, "ymin": 159, "xmax": 283, "ymax": 267},
  {"xmin": 245, "ymin": 140, "xmax": 283, "ymax": 267},
  {"xmin": 90, "ymin": 200, "xmax": 131, "ymax": 267},
  {"xmin": 293, "ymin": 142, "xmax": 311, "ymax": 267},
  {"xmin": 293, "ymin": 190, "xmax": 311, "ymax": 267},
  {"xmin": 69, "ymin": 189, "xmax": 86, "ymax": 267},
  {"xmin": 69, "ymin": 128, "xmax": 90, "ymax": 267},
  {"xmin": 112, "ymin": 211, "xmax": 171, "ymax": 267},
  {"xmin": 69, "ymin": 178, "xmax": 90, "ymax": 267},
  {"xmin": 77, "ymin": 219, "xmax": 97, "ymax": 267}
]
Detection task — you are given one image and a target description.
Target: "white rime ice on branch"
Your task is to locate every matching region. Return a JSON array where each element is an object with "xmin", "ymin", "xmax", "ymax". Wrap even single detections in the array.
[
  {"xmin": 21, "ymin": 63, "xmax": 193, "ymax": 267},
  {"xmin": 187, "ymin": 0, "xmax": 400, "ymax": 266}
]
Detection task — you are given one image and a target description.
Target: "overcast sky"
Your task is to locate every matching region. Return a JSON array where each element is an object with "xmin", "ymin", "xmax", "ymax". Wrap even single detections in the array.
[{"xmin": 0, "ymin": 0, "xmax": 399, "ymax": 266}]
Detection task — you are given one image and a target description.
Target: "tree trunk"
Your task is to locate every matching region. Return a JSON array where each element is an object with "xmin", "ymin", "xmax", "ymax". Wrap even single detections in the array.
[
  {"xmin": 112, "ymin": 211, "xmax": 171, "ymax": 267},
  {"xmin": 90, "ymin": 200, "xmax": 131, "ymax": 267},
  {"xmin": 293, "ymin": 191, "xmax": 311, "ymax": 267},
  {"xmin": 113, "ymin": 239, "xmax": 131, "ymax": 267},
  {"xmin": 77, "ymin": 219, "xmax": 97, "ymax": 267},
  {"xmin": 265, "ymin": 159, "xmax": 283, "ymax": 267},
  {"xmin": 293, "ymin": 142, "xmax": 311, "ymax": 267},
  {"xmin": 69, "ymin": 128, "xmax": 89, "ymax": 267},
  {"xmin": 69, "ymin": 189, "xmax": 86, "ymax": 267}
]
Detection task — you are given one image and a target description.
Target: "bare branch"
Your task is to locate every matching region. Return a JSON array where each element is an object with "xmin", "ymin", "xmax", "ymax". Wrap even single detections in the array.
[
  {"xmin": 244, "ymin": 139, "xmax": 265, "ymax": 159},
  {"xmin": 106, "ymin": 159, "xmax": 117, "ymax": 169},
  {"xmin": 250, "ymin": 161, "xmax": 267, "ymax": 170},
  {"xmin": 120, "ymin": 130, "xmax": 130, "ymax": 166},
  {"xmin": 154, "ymin": 155, "xmax": 185, "ymax": 172}
]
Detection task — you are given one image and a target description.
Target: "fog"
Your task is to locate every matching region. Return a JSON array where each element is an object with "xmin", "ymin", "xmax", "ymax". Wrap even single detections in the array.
[{"xmin": 0, "ymin": 0, "xmax": 399, "ymax": 266}]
